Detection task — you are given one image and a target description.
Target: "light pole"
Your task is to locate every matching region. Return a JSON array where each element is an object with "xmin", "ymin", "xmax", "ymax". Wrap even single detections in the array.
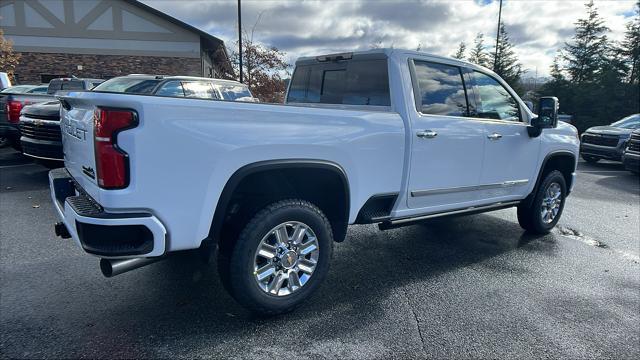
[
  {"xmin": 493, "ymin": 0, "xmax": 503, "ymax": 71},
  {"xmin": 238, "ymin": 0, "xmax": 243, "ymax": 83}
]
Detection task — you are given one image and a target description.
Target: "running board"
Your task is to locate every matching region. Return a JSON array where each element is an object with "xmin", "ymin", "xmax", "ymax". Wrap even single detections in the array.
[{"xmin": 378, "ymin": 201, "xmax": 521, "ymax": 231}]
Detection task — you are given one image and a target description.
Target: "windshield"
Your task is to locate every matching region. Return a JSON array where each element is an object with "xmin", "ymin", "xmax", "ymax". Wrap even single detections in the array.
[
  {"xmin": 27, "ymin": 86, "xmax": 48, "ymax": 94},
  {"xmin": 217, "ymin": 84, "xmax": 253, "ymax": 101},
  {"xmin": 93, "ymin": 77, "xmax": 161, "ymax": 95},
  {"xmin": 611, "ymin": 114, "xmax": 640, "ymax": 129},
  {"xmin": 1, "ymin": 85, "xmax": 34, "ymax": 93}
]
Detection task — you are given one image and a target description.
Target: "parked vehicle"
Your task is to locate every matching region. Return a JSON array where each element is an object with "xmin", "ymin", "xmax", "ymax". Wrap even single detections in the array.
[
  {"xmin": 92, "ymin": 75, "xmax": 257, "ymax": 101},
  {"xmin": 0, "ymin": 72, "xmax": 12, "ymax": 147},
  {"xmin": 0, "ymin": 72, "xmax": 11, "ymax": 90},
  {"xmin": 1, "ymin": 85, "xmax": 45, "ymax": 94},
  {"xmin": 558, "ymin": 114, "xmax": 573, "ymax": 124},
  {"xmin": 20, "ymin": 76, "xmax": 253, "ymax": 166},
  {"xmin": 622, "ymin": 129, "xmax": 640, "ymax": 174},
  {"xmin": 50, "ymin": 49, "xmax": 579, "ymax": 315},
  {"xmin": 580, "ymin": 114, "xmax": 640, "ymax": 163},
  {"xmin": 1, "ymin": 78, "xmax": 103, "ymax": 151}
]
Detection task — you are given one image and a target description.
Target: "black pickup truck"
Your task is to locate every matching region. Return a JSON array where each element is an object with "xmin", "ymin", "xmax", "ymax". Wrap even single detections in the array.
[{"xmin": 0, "ymin": 78, "xmax": 102, "ymax": 152}]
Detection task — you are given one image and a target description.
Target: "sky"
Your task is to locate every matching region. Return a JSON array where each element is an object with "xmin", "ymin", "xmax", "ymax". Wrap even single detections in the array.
[{"xmin": 141, "ymin": 0, "xmax": 638, "ymax": 78}]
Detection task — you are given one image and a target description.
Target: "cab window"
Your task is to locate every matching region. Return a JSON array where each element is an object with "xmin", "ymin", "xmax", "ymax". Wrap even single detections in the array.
[
  {"xmin": 155, "ymin": 81, "xmax": 185, "ymax": 97},
  {"xmin": 182, "ymin": 81, "xmax": 218, "ymax": 99},
  {"xmin": 413, "ymin": 61, "xmax": 468, "ymax": 117},
  {"xmin": 471, "ymin": 71, "xmax": 520, "ymax": 121}
]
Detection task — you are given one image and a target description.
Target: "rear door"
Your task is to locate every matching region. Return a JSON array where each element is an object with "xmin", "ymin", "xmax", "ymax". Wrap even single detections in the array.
[
  {"xmin": 467, "ymin": 70, "xmax": 540, "ymax": 199},
  {"xmin": 406, "ymin": 59, "xmax": 486, "ymax": 210}
]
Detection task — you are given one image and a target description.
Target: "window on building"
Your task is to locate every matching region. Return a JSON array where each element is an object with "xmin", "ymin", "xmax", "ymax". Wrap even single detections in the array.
[
  {"xmin": 413, "ymin": 61, "xmax": 468, "ymax": 117},
  {"xmin": 472, "ymin": 71, "xmax": 520, "ymax": 121}
]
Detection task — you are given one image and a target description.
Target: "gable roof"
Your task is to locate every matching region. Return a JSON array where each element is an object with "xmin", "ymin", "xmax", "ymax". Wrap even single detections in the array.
[
  {"xmin": 127, "ymin": 0, "xmax": 223, "ymax": 46},
  {"xmin": 126, "ymin": 0, "xmax": 233, "ymax": 74}
]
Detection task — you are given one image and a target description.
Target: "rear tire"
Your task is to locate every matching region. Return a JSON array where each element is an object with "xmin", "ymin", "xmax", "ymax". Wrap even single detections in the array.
[
  {"xmin": 581, "ymin": 154, "xmax": 599, "ymax": 163},
  {"xmin": 218, "ymin": 199, "xmax": 333, "ymax": 315},
  {"xmin": 517, "ymin": 170, "xmax": 567, "ymax": 234}
]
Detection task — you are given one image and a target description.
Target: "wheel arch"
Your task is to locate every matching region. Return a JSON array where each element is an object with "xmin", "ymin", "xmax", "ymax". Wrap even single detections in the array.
[
  {"xmin": 523, "ymin": 150, "xmax": 576, "ymax": 207},
  {"xmin": 208, "ymin": 159, "xmax": 351, "ymax": 246}
]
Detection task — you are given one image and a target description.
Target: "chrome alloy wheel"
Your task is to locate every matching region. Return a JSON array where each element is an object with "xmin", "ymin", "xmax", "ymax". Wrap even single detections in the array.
[
  {"xmin": 541, "ymin": 182, "xmax": 562, "ymax": 224},
  {"xmin": 253, "ymin": 221, "xmax": 319, "ymax": 296}
]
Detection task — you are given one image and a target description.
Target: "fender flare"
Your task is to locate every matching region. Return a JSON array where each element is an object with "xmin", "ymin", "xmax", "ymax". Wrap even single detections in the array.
[
  {"xmin": 522, "ymin": 150, "xmax": 576, "ymax": 208},
  {"xmin": 207, "ymin": 159, "xmax": 351, "ymax": 243}
]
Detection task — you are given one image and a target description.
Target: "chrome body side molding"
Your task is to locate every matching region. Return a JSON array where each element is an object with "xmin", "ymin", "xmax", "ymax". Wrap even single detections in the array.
[{"xmin": 410, "ymin": 180, "xmax": 528, "ymax": 197}]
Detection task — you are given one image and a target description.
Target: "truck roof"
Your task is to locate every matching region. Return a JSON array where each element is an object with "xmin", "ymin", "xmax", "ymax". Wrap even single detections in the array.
[
  {"xmin": 295, "ymin": 48, "xmax": 490, "ymax": 73},
  {"xmin": 121, "ymin": 74, "xmax": 245, "ymax": 86}
]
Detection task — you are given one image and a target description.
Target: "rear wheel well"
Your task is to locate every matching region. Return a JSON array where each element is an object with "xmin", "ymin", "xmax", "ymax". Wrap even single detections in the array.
[{"xmin": 211, "ymin": 162, "xmax": 350, "ymax": 252}]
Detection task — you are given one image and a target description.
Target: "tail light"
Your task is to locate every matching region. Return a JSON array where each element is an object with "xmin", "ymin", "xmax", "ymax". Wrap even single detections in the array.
[
  {"xmin": 94, "ymin": 108, "xmax": 137, "ymax": 189},
  {"xmin": 6, "ymin": 100, "xmax": 23, "ymax": 124}
]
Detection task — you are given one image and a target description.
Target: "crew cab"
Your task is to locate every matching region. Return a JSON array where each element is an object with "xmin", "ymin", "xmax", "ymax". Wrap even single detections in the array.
[
  {"xmin": 1, "ymin": 78, "xmax": 102, "ymax": 151},
  {"xmin": 20, "ymin": 75, "xmax": 255, "ymax": 165},
  {"xmin": 50, "ymin": 49, "xmax": 579, "ymax": 315}
]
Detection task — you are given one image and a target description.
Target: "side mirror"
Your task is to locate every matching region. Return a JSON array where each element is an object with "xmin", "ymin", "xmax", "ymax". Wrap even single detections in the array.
[{"xmin": 528, "ymin": 96, "xmax": 559, "ymax": 137}]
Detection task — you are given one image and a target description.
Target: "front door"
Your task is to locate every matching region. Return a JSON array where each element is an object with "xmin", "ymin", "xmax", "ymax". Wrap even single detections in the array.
[
  {"xmin": 467, "ymin": 70, "xmax": 540, "ymax": 199},
  {"xmin": 407, "ymin": 60, "xmax": 486, "ymax": 211}
]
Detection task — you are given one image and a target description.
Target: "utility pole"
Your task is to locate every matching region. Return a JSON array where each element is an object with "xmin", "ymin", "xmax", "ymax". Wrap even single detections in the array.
[
  {"xmin": 238, "ymin": 0, "xmax": 243, "ymax": 83},
  {"xmin": 493, "ymin": 0, "xmax": 503, "ymax": 70}
]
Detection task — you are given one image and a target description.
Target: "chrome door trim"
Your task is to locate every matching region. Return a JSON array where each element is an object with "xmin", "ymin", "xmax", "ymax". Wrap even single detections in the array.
[
  {"xmin": 388, "ymin": 201, "xmax": 521, "ymax": 225},
  {"xmin": 410, "ymin": 179, "xmax": 528, "ymax": 197}
]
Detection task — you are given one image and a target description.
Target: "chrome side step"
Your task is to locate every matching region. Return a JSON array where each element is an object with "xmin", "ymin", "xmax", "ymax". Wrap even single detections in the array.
[{"xmin": 378, "ymin": 201, "xmax": 520, "ymax": 230}]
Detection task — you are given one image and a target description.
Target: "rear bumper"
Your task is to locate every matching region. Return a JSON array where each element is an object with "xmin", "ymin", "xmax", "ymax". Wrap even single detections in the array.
[
  {"xmin": 0, "ymin": 123, "xmax": 19, "ymax": 139},
  {"xmin": 49, "ymin": 168, "xmax": 167, "ymax": 258}
]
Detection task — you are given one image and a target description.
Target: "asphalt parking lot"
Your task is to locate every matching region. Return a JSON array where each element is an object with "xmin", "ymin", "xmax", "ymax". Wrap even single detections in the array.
[{"xmin": 1, "ymin": 147, "xmax": 638, "ymax": 359}]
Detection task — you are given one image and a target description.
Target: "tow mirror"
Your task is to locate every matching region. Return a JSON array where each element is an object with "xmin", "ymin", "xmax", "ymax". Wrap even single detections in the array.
[{"xmin": 528, "ymin": 96, "xmax": 559, "ymax": 137}]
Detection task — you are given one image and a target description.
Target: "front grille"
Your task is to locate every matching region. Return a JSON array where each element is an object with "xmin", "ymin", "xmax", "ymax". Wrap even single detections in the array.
[
  {"xmin": 19, "ymin": 121, "xmax": 62, "ymax": 141},
  {"xmin": 582, "ymin": 133, "xmax": 619, "ymax": 147},
  {"xmin": 627, "ymin": 134, "xmax": 640, "ymax": 153}
]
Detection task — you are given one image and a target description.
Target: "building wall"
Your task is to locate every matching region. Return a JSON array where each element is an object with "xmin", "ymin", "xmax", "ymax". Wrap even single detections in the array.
[
  {"xmin": 1, "ymin": 0, "xmax": 202, "ymax": 58},
  {"xmin": 14, "ymin": 52, "xmax": 201, "ymax": 84}
]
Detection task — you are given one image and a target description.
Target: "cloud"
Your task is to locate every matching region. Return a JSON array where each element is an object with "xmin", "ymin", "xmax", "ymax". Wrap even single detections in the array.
[{"xmin": 141, "ymin": 0, "xmax": 637, "ymax": 77}]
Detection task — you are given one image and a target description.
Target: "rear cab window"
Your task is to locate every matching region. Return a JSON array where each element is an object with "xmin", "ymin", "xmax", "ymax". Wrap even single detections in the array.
[{"xmin": 287, "ymin": 53, "xmax": 390, "ymax": 107}]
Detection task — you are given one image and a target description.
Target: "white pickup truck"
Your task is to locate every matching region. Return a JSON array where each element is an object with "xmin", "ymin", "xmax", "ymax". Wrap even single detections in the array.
[{"xmin": 50, "ymin": 49, "xmax": 579, "ymax": 315}]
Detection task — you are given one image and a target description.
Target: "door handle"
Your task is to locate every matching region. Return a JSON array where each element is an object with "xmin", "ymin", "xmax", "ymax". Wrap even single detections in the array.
[
  {"xmin": 487, "ymin": 133, "xmax": 502, "ymax": 140},
  {"xmin": 417, "ymin": 130, "xmax": 438, "ymax": 139}
]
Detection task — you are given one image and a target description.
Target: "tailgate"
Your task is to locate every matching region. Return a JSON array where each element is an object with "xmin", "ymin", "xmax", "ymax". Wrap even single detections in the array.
[{"xmin": 59, "ymin": 96, "xmax": 100, "ymax": 199}]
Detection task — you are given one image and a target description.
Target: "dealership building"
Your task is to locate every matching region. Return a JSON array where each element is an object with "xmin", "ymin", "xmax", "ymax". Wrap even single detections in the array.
[{"xmin": 0, "ymin": 0, "xmax": 233, "ymax": 83}]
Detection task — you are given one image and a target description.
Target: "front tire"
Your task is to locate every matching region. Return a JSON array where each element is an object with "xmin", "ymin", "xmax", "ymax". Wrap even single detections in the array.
[
  {"xmin": 517, "ymin": 170, "xmax": 567, "ymax": 234},
  {"xmin": 218, "ymin": 199, "xmax": 333, "ymax": 315}
]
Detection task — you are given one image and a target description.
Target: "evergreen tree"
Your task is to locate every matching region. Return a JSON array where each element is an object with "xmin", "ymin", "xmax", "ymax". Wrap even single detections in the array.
[
  {"xmin": 452, "ymin": 41, "xmax": 466, "ymax": 60},
  {"xmin": 468, "ymin": 33, "xmax": 490, "ymax": 67},
  {"xmin": 549, "ymin": 54, "xmax": 566, "ymax": 83},
  {"xmin": 621, "ymin": 0, "xmax": 640, "ymax": 83},
  {"xmin": 562, "ymin": 1, "xmax": 609, "ymax": 83},
  {"xmin": 489, "ymin": 22, "xmax": 523, "ymax": 90}
]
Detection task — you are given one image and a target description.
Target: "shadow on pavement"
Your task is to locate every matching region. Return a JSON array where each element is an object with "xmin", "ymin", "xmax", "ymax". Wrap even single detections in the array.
[{"xmin": 44, "ymin": 213, "xmax": 549, "ymax": 357}]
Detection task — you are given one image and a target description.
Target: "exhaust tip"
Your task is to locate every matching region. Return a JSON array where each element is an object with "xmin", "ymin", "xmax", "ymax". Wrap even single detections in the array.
[
  {"xmin": 100, "ymin": 258, "xmax": 114, "ymax": 277},
  {"xmin": 54, "ymin": 222, "xmax": 71, "ymax": 239}
]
